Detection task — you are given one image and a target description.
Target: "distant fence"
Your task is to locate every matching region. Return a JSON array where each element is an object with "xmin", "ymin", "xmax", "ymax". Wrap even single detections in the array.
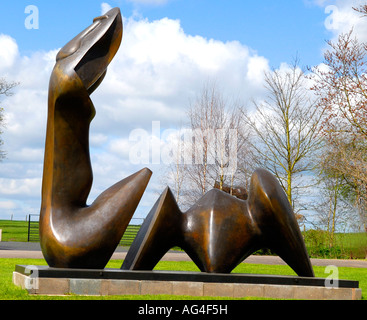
[
  {"xmin": 27, "ymin": 214, "xmax": 40, "ymax": 242},
  {"xmin": 119, "ymin": 218, "xmax": 144, "ymax": 246},
  {"xmin": 27, "ymin": 215, "xmax": 143, "ymax": 246}
]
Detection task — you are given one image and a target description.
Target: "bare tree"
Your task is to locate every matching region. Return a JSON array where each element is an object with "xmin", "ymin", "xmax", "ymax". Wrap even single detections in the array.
[
  {"xmin": 0, "ymin": 77, "xmax": 18, "ymax": 159},
  {"xmin": 215, "ymin": 101, "xmax": 252, "ymax": 194},
  {"xmin": 310, "ymin": 24, "xmax": 367, "ymax": 231},
  {"xmin": 225, "ymin": 104, "xmax": 255, "ymax": 195},
  {"xmin": 162, "ymin": 82, "xmax": 253, "ymax": 207},
  {"xmin": 160, "ymin": 126, "xmax": 189, "ymax": 208},
  {"xmin": 245, "ymin": 60, "xmax": 324, "ymax": 216},
  {"xmin": 186, "ymin": 82, "xmax": 226, "ymax": 200}
]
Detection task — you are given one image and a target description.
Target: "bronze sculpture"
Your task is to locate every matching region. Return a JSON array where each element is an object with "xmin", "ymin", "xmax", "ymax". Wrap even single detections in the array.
[
  {"xmin": 122, "ymin": 169, "xmax": 314, "ymax": 277},
  {"xmin": 40, "ymin": 7, "xmax": 313, "ymax": 277},
  {"xmin": 39, "ymin": 8, "xmax": 152, "ymax": 269}
]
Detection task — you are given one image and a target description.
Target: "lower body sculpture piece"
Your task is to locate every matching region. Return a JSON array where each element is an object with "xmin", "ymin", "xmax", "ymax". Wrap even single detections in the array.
[{"xmin": 122, "ymin": 169, "xmax": 314, "ymax": 277}]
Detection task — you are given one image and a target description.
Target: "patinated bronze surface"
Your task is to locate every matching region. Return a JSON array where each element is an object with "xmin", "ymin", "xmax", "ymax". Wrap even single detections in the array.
[
  {"xmin": 122, "ymin": 169, "xmax": 314, "ymax": 277},
  {"xmin": 40, "ymin": 8, "xmax": 152, "ymax": 269}
]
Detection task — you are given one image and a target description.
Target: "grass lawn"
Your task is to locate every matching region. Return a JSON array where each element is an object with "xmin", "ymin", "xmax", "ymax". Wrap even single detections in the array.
[{"xmin": 0, "ymin": 258, "xmax": 365, "ymax": 300}]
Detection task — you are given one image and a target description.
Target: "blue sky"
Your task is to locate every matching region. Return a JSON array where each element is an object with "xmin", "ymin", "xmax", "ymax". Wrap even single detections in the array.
[
  {"xmin": 1, "ymin": 0, "xmax": 329, "ymax": 67},
  {"xmin": 0, "ymin": 0, "xmax": 366, "ymax": 222}
]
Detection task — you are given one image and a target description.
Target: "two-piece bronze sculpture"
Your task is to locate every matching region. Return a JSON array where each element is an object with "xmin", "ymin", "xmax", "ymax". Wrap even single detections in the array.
[{"xmin": 40, "ymin": 7, "xmax": 314, "ymax": 277}]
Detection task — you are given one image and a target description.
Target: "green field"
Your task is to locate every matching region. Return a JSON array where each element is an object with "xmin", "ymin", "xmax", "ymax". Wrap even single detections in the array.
[
  {"xmin": 0, "ymin": 220, "xmax": 30, "ymax": 242},
  {"xmin": 0, "ymin": 219, "xmax": 366, "ymax": 258},
  {"xmin": 0, "ymin": 220, "xmax": 141, "ymax": 246},
  {"xmin": 0, "ymin": 258, "xmax": 366, "ymax": 300},
  {"xmin": 303, "ymin": 230, "xmax": 367, "ymax": 259}
]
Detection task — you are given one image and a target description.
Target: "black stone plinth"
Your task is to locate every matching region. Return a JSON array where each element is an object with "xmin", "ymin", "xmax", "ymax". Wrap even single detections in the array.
[{"xmin": 15, "ymin": 265, "xmax": 359, "ymax": 288}]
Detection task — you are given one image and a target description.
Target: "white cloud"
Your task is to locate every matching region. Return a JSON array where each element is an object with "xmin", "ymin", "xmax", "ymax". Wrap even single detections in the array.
[
  {"xmin": 101, "ymin": 2, "xmax": 113, "ymax": 15},
  {"xmin": 0, "ymin": 34, "xmax": 18, "ymax": 72},
  {"xmin": 0, "ymin": 178, "xmax": 41, "ymax": 197},
  {"xmin": 247, "ymin": 55, "xmax": 269, "ymax": 85},
  {"xmin": 0, "ymin": 200, "xmax": 17, "ymax": 210},
  {"xmin": 91, "ymin": 16, "xmax": 269, "ymax": 135},
  {"xmin": 0, "ymin": 15, "xmax": 270, "ymax": 219},
  {"xmin": 90, "ymin": 133, "xmax": 109, "ymax": 147},
  {"xmin": 108, "ymin": 137, "xmax": 133, "ymax": 159},
  {"xmin": 319, "ymin": 0, "xmax": 367, "ymax": 42}
]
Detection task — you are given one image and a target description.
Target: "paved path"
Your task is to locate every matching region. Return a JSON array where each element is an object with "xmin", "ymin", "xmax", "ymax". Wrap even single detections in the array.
[{"xmin": 1, "ymin": 242, "xmax": 366, "ymax": 268}]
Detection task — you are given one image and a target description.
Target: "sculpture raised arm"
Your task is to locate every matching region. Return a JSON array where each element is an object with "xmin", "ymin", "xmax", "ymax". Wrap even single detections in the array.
[{"xmin": 40, "ymin": 8, "xmax": 151, "ymax": 269}]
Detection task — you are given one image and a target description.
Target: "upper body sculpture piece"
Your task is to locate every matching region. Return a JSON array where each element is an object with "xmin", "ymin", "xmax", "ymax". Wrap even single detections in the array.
[{"xmin": 40, "ymin": 8, "xmax": 152, "ymax": 269}]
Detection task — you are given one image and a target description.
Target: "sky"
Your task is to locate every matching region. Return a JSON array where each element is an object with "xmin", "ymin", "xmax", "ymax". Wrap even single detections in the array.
[{"xmin": 0, "ymin": 0, "xmax": 366, "ymax": 221}]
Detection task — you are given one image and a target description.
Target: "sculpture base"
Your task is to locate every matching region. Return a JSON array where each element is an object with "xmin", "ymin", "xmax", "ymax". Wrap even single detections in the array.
[{"xmin": 13, "ymin": 265, "xmax": 361, "ymax": 300}]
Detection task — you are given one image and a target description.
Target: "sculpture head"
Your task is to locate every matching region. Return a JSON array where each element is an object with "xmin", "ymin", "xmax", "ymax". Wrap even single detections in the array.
[{"xmin": 52, "ymin": 7, "xmax": 122, "ymax": 95}]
